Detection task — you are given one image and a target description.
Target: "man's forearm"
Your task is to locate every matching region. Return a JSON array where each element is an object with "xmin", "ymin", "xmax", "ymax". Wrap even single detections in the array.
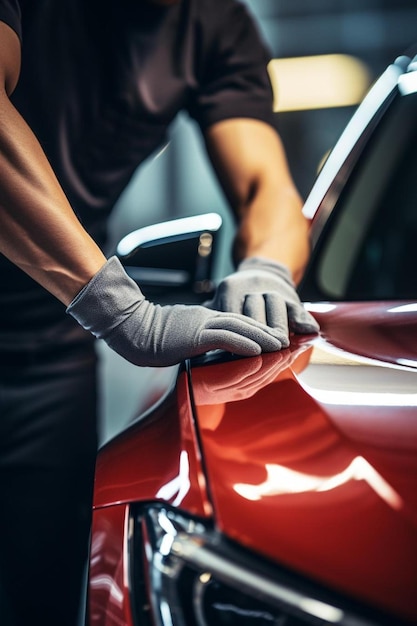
[
  {"xmin": 0, "ymin": 89, "xmax": 106, "ymax": 304},
  {"xmin": 204, "ymin": 119, "xmax": 311, "ymax": 285},
  {"xmin": 232, "ymin": 179, "xmax": 310, "ymax": 285}
]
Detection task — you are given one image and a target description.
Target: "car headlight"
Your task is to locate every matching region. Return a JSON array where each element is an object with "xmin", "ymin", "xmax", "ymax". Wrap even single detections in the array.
[{"xmin": 128, "ymin": 504, "xmax": 388, "ymax": 626}]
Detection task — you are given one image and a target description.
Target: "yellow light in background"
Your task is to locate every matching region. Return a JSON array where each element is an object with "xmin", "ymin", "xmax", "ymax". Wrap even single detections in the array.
[{"xmin": 268, "ymin": 54, "xmax": 372, "ymax": 112}]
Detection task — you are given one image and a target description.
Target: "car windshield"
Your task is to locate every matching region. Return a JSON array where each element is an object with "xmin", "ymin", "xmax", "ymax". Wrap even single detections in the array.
[{"xmin": 316, "ymin": 88, "xmax": 417, "ymax": 301}]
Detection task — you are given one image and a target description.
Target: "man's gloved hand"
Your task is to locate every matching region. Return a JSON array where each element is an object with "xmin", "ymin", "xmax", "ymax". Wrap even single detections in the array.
[
  {"xmin": 66, "ymin": 256, "xmax": 284, "ymax": 367},
  {"xmin": 205, "ymin": 256, "xmax": 319, "ymax": 348}
]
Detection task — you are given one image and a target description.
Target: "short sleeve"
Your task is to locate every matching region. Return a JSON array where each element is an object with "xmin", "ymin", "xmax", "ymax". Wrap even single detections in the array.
[
  {"xmin": 0, "ymin": 0, "xmax": 21, "ymax": 40},
  {"xmin": 187, "ymin": 1, "xmax": 275, "ymax": 131}
]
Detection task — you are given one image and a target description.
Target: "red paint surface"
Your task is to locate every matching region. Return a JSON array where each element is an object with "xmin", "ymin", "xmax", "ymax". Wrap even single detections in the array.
[
  {"xmin": 94, "ymin": 371, "xmax": 211, "ymax": 518},
  {"xmin": 310, "ymin": 301, "xmax": 417, "ymax": 369},
  {"xmin": 89, "ymin": 505, "xmax": 134, "ymax": 626},
  {"xmin": 91, "ymin": 301, "xmax": 417, "ymax": 624},
  {"xmin": 191, "ymin": 330, "xmax": 417, "ymax": 622}
]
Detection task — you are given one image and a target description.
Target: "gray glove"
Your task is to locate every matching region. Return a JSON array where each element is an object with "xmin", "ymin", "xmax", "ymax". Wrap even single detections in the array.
[
  {"xmin": 66, "ymin": 256, "xmax": 284, "ymax": 367},
  {"xmin": 205, "ymin": 257, "xmax": 319, "ymax": 348}
]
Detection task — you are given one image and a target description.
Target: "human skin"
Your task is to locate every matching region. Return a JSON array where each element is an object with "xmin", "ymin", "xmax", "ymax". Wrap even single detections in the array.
[
  {"xmin": 204, "ymin": 118, "xmax": 309, "ymax": 284},
  {"xmin": 0, "ymin": 21, "xmax": 107, "ymax": 305}
]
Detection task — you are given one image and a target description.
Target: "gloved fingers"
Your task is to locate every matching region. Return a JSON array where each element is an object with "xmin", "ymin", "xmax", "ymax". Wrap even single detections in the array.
[
  {"xmin": 204, "ymin": 280, "xmax": 246, "ymax": 315},
  {"xmin": 203, "ymin": 315, "xmax": 283, "ymax": 353},
  {"xmin": 215, "ymin": 293, "xmax": 245, "ymax": 315},
  {"xmin": 287, "ymin": 302, "xmax": 320, "ymax": 334},
  {"xmin": 262, "ymin": 293, "xmax": 290, "ymax": 348},
  {"xmin": 198, "ymin": 329, "xmax": 262, "ymax": 356},
  {"xmin": 242, "ymin": 293, "xmax": 268, "ymax": 326}
]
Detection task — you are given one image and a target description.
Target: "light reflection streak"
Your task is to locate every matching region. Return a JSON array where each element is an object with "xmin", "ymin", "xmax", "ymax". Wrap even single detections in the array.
[
  {"xmin": 387, "ymin": 303, "xmax": 417, "ymax": 313},
  {"xmin": 158, "ymin": 511, "xmax": 177, "ymax": 557},
  {"xmin": 397, "ymin": 358, "xmax": 417, "ymax": 368},
  {"xmin": 117, "ymin": 212, "xmax": 222, "ymax": 256},
  {"xmin": 234, "ymin": 456, "xmax": 403, "ymax": 511},
  {"xmin": 89, "ymin": 575, "xmax": 124, "ymax": 606},
  {"xmin": 303, "ymin": 64, "xmax": 402, "ymax": 220},
  {"xmin": 156, "ymin": 450, "xmax": 191, "ymax": 506},
  {"xmin": 123, "ymin": 508, "xmax": 131, "ymax": 593},
  {"xmin": 305, "ymin": 303, "xmax": 337, "ymax": 313},
  {"xmin": 398, "ymin": 70, "xmax": 417, "ymax": 96},
  {"xmin": 160, "ymin": 600, "xmax": 174, "ymax": 626},
  {"xmin": 304, "ymin": 387, "xmax": 417, "ymax": 406}
]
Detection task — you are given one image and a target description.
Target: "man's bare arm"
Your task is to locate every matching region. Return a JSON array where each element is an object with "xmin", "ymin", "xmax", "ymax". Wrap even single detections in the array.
[
  {"xmin": 203, "ymin": 117, "xmax": 319, "ymax": 336},
  {"xmin": 0, "ymin": 21, "xmax": 106, "ymax": 305},
  {"xmin": 204, "ymin": 117, "xmax": 310, "ymax": 284}
]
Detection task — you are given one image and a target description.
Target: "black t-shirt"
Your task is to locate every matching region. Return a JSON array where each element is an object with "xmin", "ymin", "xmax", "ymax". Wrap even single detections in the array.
[
  {"xmin": 0, "ymin": 0, "xmax": 20, "ymax": 36},
  {"xmin": 0, "ymin": 0, "xmax": 275, "ymax": 350}
]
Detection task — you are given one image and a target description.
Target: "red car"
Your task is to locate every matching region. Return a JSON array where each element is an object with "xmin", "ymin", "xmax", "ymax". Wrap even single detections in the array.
[{"xmin": 88, "ymin": 49, "xmax": 417, "ymax": 625}]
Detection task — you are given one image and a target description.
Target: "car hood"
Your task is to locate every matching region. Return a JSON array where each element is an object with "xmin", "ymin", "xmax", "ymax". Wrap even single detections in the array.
[{"xmin": 190, "ymin": 302, "xmax": 417, "ymax": 623}]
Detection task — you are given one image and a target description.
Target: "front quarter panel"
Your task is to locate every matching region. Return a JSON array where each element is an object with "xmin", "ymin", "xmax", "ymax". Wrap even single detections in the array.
[
  {"xmin": 190, "ymin": 337, "xmax": 417, "ymax": 623},
  {"xmin": 93, "ymin": 369, "xmax": 211, "ymax": 516},
  {"xmin": 90, "ymin": 369, "xmax": 212, "ymax": 625}
]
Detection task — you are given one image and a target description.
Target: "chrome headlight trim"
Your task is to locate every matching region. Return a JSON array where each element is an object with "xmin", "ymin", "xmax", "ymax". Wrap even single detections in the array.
[{"xmin": 128, "ymin": 505, "xmax": 393, "ymax": 626}]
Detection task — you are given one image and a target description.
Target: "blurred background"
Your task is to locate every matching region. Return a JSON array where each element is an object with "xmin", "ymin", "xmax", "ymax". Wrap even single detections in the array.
[{"xmin": 99, "ymin": 0, "xmax": 417, "ymax": 444}]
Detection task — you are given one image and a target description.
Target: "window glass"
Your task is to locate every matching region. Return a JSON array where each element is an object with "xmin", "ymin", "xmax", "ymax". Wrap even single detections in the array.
[{"xmin": 316, "ymin": 90, "xmax": 417, "ymax": 300}]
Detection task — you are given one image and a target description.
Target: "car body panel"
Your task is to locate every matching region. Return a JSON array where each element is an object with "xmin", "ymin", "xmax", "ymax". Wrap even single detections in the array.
[
  {"xmin": 190, "ymin": 305, "xmax": 417, "ymax": 623},
  {"xmin": 306, "ymin": 301, "xmax": 417, "ymax": 369},
  {"xmin": 93, "ymin": 369, "xmax": 212, "ymax": 517},
  {"xmin": 89, "ymin": 504, "xmax": 134, "ymax": 626},
  {"xmin": 91, "ymin": 300, "xmax": 417, "ymax": 622}
]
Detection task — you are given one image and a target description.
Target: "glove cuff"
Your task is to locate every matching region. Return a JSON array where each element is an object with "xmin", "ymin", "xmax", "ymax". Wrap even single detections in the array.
[
  {"xmin": 66, "ymin": 256, "xmax": 143, "ymax": 337},
  {"xmin": 237, "ymin": 256, "xmax": 294, "ymax": 285}
]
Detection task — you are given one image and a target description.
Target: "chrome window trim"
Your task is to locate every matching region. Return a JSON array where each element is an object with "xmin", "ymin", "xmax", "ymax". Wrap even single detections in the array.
[{"xmin": 302, "ymin": 57, "xmax": 410, "ymax": 247}]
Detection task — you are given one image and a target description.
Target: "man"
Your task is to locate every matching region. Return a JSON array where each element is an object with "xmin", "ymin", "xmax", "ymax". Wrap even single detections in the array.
[{"xmin": 0, "ymin": 0, "xmax": 318, "ymax": 624}]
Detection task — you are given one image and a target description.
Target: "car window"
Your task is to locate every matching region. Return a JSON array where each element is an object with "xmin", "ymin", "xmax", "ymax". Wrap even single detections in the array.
[{"xmin": 314, "ymin": 89, "xmax": 417, "ymax": 301}]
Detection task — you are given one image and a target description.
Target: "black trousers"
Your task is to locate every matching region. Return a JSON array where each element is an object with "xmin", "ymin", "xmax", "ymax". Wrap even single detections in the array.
[{"xmin": 0, "ymin": 342, "xmax": 98, "ymax": 626}]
